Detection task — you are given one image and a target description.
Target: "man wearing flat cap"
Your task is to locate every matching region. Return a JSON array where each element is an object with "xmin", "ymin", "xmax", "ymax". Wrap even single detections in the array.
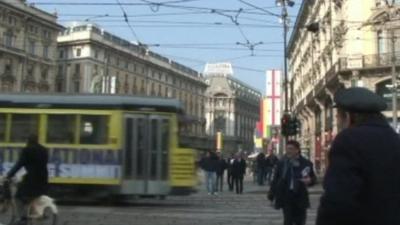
[{"xmin": 316, "ymin": 87, "xmax": 400, "ymax": 225}]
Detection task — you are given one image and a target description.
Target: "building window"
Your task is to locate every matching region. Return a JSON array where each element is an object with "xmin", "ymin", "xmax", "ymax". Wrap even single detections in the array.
[
  {"xmin": 57, "ymin": 65, "xmax": 63, "ymax": 76},
  {"xmin": 41, "ymin": 68, "xmax": 48, "ymax": 80},
  {"xmin": 132, "ymin": 77, "xmax": 137, "ymax": 93},
  {"xmin": 93, "ymin": 64, "xmax": 98, "ymax": 74},
  {"xmin": 4, "ymin": 32, "xmax": 13, "ymax": 47},
  {"xmin": 43, "ymin": 30, "xmax": 51, "ymax": 39},
  {"xmin": 28, "ymin": 40, "xmax": 35, "ymax": 55},
  {"xmin": 141, "ymin": 79, "xmax": 145, "ymax": 93},
  {"xmin": 110, "ymin": 75, "xmax": 118, "ymax": 94},
  {"xmin": 59, "ymin": 50, "xmax": 64, "ymax": 59},
  {"xmin": 151, "ymin": 83, "xmax": 155, "ymax": 95},
  {"xmin": 158, "ymin": 84, "xmax": 162, "ymax": 96},
  {"xmin": 56, "ymin": 80, "xmax": 63, "ymax": 92},
  {"xmin": 27, "ymin": 64, "xmax": 34, "ymax": 77},
  {"xmin": 94, "ymin": 49, "xmax": 99, "ymax": 59},
  {"xmin": 43, "ymin": 45, "xmax": 49, "ymax": 58},
  {"xmin": 377, "ymin": 30, "xmax": 386, "ymax": 54},
  {"xmin": 73, "ymin": 80, "xmax": 80, "ymax": 92},
  {"xmin": 4, "ymin": 59, "xmax": 12, "ymax": 73},
  {"xmin": 75, "ymin": 64, "xmax": 80, "ymax": 74},
  {"xmin": 76, "ymin": 48, "xmax": 81, "ymax": 57},
  {"xmin": 7, "ymin": 16, "xmax": 16, "ymax": 26}
]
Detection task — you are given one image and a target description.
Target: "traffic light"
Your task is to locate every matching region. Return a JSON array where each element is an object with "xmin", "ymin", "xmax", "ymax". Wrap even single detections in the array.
[
  {"xmin": 287, "ymin": 117, "xmax": 300, "ymax": 136},
  {"xmin": 281, "ymin": 115, "xmax": 300, "ymax": 136},
  {"xmin": 281, "ymin": 113, "xmax": 291, "ymax": 136}
]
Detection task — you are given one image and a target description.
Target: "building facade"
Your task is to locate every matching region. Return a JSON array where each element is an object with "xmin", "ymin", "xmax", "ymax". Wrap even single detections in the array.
[
  {"xmin": 0, "ymin": 0, "xmax": 63, "ymax": 92},
  {"xmin": 204, "ymin": 63, "xmax": 261, "ymax": 154},
  {"xmin": 288, "ymin": 0, "xmax": 400, "ymax": 174},
  {"xmin": 57, "ymin": 23, "xmax": 208, "ymax": 148}
]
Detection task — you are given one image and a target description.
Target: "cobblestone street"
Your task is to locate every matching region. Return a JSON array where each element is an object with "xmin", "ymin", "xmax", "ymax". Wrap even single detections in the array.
[{"xmin": 57, "ymin": 178, "xmax": 322, "ymax": 225}]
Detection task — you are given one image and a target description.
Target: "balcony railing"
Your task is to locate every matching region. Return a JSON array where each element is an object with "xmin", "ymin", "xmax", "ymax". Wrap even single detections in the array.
[{"xmin": 339, "ymin": 53, "xmax": 400, "ymax": 71}]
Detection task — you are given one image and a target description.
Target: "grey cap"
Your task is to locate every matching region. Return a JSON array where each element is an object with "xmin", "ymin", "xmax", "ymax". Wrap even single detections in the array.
[{"xmin": 333, "ymin": 87, "xmax": 387, "ymax": 113}]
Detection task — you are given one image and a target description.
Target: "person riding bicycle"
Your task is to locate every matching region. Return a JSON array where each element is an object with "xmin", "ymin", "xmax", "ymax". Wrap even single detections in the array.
[{"xmin": 6, "ymin": 134, "xmax": 49, "ymax": 225}]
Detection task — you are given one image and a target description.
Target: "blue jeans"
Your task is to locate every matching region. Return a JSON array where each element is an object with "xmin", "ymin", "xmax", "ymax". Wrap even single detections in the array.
[{"xmin": 205, "ymin": 171, "xmax": 216, "ymax": 194}]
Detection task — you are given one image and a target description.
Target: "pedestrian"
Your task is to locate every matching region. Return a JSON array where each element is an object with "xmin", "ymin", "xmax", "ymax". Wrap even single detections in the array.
[
  {"xmin": 215, "ymin": 152, "xmax": 227, "ymax": 193},
  {"xmin": 199, "ymin": 151, "xmax": 218, "ymax": 195},
  {"xmin": 256, "ymin": 152, "xmax": 266, "ymax": 185},
  {"xmin": 265, "ymin": 149, "xmax": 279, "ymax": 185},
  {"xmin": 268, "ymin": 140, "xmax": 316, "ymax": 225},
  {"xmin": 226, "ymin": 153, "xmax": 235, "ymax": 191},
  {"xmin": 316, "ymin": 87, "xmax": 400, "ymax": 225},
  {"xmin": 6, "ymin": 134, "xmax": 49, "ymax": 225},
  {"xmin": 232, "ymin": 152, "xmax": 246, "ymax": 194}
]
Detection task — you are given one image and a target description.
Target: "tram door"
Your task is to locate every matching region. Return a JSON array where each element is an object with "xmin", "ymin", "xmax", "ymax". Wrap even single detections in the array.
[{"xmin": 122, "ymin": 114, "xmax": 170, "ymax": 195}]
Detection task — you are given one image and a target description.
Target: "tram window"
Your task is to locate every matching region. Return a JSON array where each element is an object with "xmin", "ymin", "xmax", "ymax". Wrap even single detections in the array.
[
  {"xmin": 47, "ymin": 115, "xmax": 76, "ymax": 144},
  {"xmin": 10, "ymin": 114, "xmax": 38, "ymax": 142},
  {"xmin": 161, "ymin": 119, "xmax": 170, "ymax": 179},
  {"xmin": 0, "ymin": 114, "xmax": 5, "ymax": 142},
  {"xmin": 80, "ymin": 115, "xmax": 109, "ymax": 144},
  {"xmin": 150, "ymin": 119, "xmax": 158, "ymax": 179}
]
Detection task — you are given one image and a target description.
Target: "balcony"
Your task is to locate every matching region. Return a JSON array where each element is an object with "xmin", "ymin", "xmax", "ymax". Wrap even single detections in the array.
[{"xmin": 339, "ymin": 53, "xmax": 400, "ymax": 71}]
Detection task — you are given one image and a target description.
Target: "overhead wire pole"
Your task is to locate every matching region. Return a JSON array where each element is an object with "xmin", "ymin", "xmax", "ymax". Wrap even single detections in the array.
[{"xmin": 281, "ymin": 1, "xmax": 289, "ymax": 115}]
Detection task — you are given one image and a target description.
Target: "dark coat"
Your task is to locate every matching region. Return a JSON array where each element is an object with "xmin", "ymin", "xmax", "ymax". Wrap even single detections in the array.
[
  {"xmin": 227, "ymin": 157, "xmax": 234, "ymax": 175},
  {"xmin": 256, "ymin": 153, "xmax": 266, "ymax": 170},
  {"xmin": 266, "ymin": 154, "xmax": 279, "ymax": 168},
  {"xmin": 7, "ymin": 143, "xmax": 49, "ymax": 201},
  {"xmin": 316, "ymin": 118, "xmax": 400, "ymax": 225},
  {"xmin": 231, "ymin": 159, "xmax": 246, "ymax": 178},
  {"xmin": 269, "ymin": 156, "xmax": 316, "ymax": 209},
  {"xmin": 216, "ymin": 158, "xmax": 227, "ymax": 176},
  {"xmin": 199, "ymin": 153, "xmax": 218, "ymax": 172}
]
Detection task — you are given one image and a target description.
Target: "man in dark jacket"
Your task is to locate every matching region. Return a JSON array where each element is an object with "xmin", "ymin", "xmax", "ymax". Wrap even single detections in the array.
[
  {"xmin": 199, "ymin": 151, "xmax": 218, "ymax": 195},
  {"xmin": 226, "ymin": 153, "xmax": 235, "ymax": 191},
  {"xmin": 268, "ymin": 140, "xmax": 316, "ymax": 225},
  {"xmin": 265, "ymin": 150, "xmax": 279, "ymax": 184},
  {"xmin": 256, "ymin": 152, "xmax": 266, "ymax": 185},
  {"xmin": 7, "ymin": 134, "xmax": 49, "ymax": 225},
  {"xmin": 232, "ymin": 153, "xmax": 246, "ymax": 194},
  {"xmin": 316, "ymin": 87, "xmax": 400, "ymax": 225},
  {"xmin": 215, "ymin": 152, "xmax": 227, "ymax": 193}
]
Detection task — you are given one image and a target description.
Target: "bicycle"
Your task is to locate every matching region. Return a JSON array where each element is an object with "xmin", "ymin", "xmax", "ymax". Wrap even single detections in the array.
[{"xmin": 0, "ymin": 176, "xmax": 58, "ymax": 225}]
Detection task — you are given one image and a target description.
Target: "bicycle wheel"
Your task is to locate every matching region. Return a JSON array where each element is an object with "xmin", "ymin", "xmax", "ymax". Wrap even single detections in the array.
[
  {"xmin": 0, "ymin": 200, "xmax": 15, "ymax": 225},
  {"xmin": 29, "ymin": 207, "xmax": 57, "ymax": 225}
]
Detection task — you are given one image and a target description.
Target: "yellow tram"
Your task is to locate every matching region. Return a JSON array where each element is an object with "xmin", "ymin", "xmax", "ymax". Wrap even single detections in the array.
[{"xmin": 0, "ymin": 93, "xmax": 196, "ymax": 198}]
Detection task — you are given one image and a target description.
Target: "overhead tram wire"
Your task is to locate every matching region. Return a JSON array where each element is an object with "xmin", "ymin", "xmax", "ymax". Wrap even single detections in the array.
[
  {"xmin": 115, "ymin": 0, "xmax": 141, "ymax": 43},
  {"xmin": 32, "ymin": 1, "xmax": 292, "ymax": 16}
]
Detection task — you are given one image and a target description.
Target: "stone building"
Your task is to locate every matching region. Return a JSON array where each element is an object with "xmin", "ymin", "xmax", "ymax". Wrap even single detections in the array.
[
  {"xmin": 57, "ymin": 23, "xmax": 208, "ymax": 148},
  {"xmin": 0, "ymin": 0, "xmax": 63, "ymax": 92},
  {"xmin": 288, "ymin": 0, "xmax": 400, "ymax": 174},
  {"xmin": 204, "ymin": 63, "xmax": 261, "ymax": 154}
]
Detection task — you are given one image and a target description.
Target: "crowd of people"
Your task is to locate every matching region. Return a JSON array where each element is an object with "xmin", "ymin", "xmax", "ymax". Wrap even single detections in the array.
[{"xmin": 198, "ymin": 151, "xmax": 247, "ymax": 195}]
